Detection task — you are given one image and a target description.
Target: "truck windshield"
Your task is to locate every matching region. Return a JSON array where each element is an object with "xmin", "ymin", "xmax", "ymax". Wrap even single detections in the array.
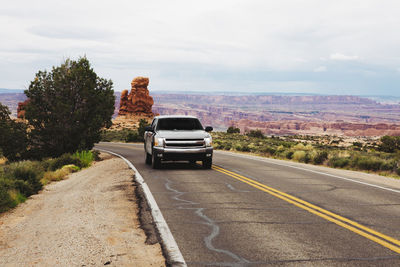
[{"xmin": 157, "ymin": 118, "xmax": 204, "ymax": 131}]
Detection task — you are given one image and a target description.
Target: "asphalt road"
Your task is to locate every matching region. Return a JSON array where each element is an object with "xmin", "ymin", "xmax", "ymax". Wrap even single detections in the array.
[{"xmin": 96, "ymin": 142, "xmax": 400, "ymax": 266}]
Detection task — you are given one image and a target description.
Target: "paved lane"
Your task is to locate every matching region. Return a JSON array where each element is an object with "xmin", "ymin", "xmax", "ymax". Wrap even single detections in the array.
[{"xmin": 96, "ymin": 142, "xmax": 400, "ymax": 266}]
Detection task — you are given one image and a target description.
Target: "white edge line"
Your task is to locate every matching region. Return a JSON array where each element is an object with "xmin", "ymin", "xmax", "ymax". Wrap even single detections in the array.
[
  {"xmin": 98, "ymin": 149, "xmax": 187, "ymax": 267},
  {"xmin": 216, "ymin": 150, "xmax": 400, "ymax": 194}
]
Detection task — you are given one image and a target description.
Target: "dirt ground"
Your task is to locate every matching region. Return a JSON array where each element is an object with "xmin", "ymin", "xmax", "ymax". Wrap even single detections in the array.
[{"xmin": 0, "ymin": 154, "xmax": 166, "ymax": 266}]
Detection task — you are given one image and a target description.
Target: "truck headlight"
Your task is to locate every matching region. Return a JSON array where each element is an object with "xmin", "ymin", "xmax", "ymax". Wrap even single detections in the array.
[
  {"xmin": 204, "ymin": 137, "xmax": 212, "ymax": 147},
  {"xmin": 154, "ymin": 138, "xmax": 165, "ymax": 147}
]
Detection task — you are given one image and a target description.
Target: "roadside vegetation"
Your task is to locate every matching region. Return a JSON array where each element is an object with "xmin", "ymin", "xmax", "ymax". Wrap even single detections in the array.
[
  {"xmin": 214, "ymin": 128, "xmax": 400, "ymax": 178},
  {"xmin": 0, "ymin": 150, "xmax": 98, "ymax": 213},
  {"xmin": 100, "ymin": 119, "xmax": 149, "ymax": 142},
  {"xmin": 99, "ymin": 124, "xmax": 400, "ymax": 178},
  {"xmin": 0, "ymin": 57, "xmax": 113, "ymax": 213}
]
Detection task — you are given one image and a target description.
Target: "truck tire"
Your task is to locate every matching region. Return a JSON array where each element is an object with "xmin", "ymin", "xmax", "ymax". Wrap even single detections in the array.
[
  {"xmin": 145, "ymin": 152, "xmax": 152, "ymax": 165},
  {"xmin": 152, "ymin": 152, "xmax": 161, "ymax": 169},
  {"xmin": 202, "ymin": 158, "xmax": 212, "ymax": 169}
]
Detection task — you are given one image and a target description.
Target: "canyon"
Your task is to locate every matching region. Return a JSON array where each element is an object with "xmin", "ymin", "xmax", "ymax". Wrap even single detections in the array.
[{"xmin": 2, "ymin": 91, "xmax": 400, "ymax": 137}]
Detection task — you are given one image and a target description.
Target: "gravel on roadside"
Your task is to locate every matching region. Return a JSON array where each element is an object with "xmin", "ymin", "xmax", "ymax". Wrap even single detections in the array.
[{"xmin": 0, "ymin": 153, "xmax": 166, "ymax": 266}]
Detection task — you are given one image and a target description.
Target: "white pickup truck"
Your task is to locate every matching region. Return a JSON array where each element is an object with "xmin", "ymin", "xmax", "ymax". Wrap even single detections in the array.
[{"xmin": 144, "ymin": 115, "xmax": 213, "ymax": 169}]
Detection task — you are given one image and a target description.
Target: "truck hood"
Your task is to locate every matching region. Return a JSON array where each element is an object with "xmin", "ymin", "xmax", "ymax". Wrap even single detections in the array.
[{"xmin": 156, "ymin": 130, "xmax": 210, "ymax": 139}]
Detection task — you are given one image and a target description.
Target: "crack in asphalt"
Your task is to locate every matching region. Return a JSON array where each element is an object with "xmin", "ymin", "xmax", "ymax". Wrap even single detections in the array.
[
  {"xmin": 225, "ymin": 183, "xmax": 253, "ymax": 193},
  {"xmin": 164, "ymin": 178, "xmax": 250, "ymax": 266}
]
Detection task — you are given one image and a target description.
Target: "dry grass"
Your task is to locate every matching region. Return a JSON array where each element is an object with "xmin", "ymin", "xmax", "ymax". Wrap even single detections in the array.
[
  {"xmin": 0, "ymin": 157, "xmax": 7, "ymax": 165},
  {"xmin": 40, "ymin": 164, "xmax": 79, "ymax": 185}
]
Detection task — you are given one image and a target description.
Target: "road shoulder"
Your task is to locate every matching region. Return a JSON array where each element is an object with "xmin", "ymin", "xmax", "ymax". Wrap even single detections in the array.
[{"xmin": 0, "ymin": 153, "xmax": 165, "ymax": 266}]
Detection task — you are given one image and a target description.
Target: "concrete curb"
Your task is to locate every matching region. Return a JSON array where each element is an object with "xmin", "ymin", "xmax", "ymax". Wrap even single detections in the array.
[{"xmin": 98, "ymin": 149, "xmax": 187, "ymax": 267}]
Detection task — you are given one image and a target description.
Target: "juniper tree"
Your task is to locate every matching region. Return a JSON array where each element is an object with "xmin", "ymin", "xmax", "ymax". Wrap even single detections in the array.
[{"xmin": 25, "ymin": 57, "xmax": 115, "ymax": 158}]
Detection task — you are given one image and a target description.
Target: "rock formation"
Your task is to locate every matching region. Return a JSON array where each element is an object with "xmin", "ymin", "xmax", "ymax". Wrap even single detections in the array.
[
  {"xmin": 17, "ymin": 99, "xmax": 29, "ymax": 119},
  {"xmin": 118, "ymin": 77, "xmax": 154, "ymax": 116},
  {"xmin": 111, "ymin": 77, "xmax": 156, "ymax": 130}
]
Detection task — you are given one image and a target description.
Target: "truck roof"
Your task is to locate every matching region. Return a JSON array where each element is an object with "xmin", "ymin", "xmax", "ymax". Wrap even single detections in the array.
[{"xmin": 154, "ymin": 115, "xmax": 199, "ymax": 119}]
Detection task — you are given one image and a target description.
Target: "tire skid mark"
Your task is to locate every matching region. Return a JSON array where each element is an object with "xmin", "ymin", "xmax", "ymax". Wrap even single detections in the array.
[{"xmin": 164, "ymin": 178, "xmax": 250, "ymax": 266}]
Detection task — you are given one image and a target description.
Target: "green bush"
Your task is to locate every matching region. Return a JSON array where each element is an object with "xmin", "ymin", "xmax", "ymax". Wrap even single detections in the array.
[
  {"xmin": 227, "ymin": 126, "xmax": 240, "ymax": 134},
  {"xmin": 312, "ymin": 151, "xmax": 328, "ymax": 165},
  {"xmin": 211, "ymin": 132, "xmax": 400, "ymax": 176},
  {"xmin": 48, "ymin": 154, "xmax": 82, "ymax": 171},
  {"xmin": 328, "ymin": 157, "xmax": 350, "ymax": 168},
  {"xmin": 285, "ymin": 151, "xmax": 294, "ymax": 159},
  {"xmin": 73, "ymin": 151, "xmax": 94, "ymax": 168},
  {"xmin": 0, "ymin": 179, "xmax": 13, "ymax": 212},
  {"xmin": 379, "ymin": 136, "xmax": 400, "ymax": 153},
  {"xmin": 101, "ymin": 129, "xmax": 131, "ymax": 142},
  {"xmin": 126, "ymin": 131, "xmax": 140, "ymax": 142},
  {"xmin": 3, "ymin": 161, "xmax": 43, "ymax": 196},
  {"xmin": 354, "ymin": 157, "xmax": 383, "ymax": 171},
  {"xmin": 260, "ymin": 145, "xmax": 276, "ymax": 155},
  {"xmin": 380, "ymin": 160, "xmax": 397, "ymax": 171},
  {"xmin": 292, "ymin": 151, "xmax": 306, "ymax": 162},
  {"xmin": 247, "ymin": 129, "xmax": 264, "ymax": 138}
]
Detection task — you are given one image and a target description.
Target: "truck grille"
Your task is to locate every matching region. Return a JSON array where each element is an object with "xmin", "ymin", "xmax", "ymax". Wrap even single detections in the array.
[{"xmin": 164, "ymin": 139, "xmax": 205, "ymax": 148}]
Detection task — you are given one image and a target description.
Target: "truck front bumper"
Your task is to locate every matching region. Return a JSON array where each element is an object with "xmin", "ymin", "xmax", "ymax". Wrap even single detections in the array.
[{"xmin": 153, "ymin": 147, "xmax": 213, "ymax": 161}]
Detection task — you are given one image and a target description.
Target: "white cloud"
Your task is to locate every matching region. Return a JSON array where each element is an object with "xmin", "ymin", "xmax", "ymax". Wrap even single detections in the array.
[
  {"xmin": 313, "ymin": 66, "xmax": 327, "ymax": 72},
  {"xmin": 1, "ymin": 0, "xmax": 400, "ymax": 95},
  {"xmin": 329, "ymin": 53, "xmax": 359, "ymax": 61}
]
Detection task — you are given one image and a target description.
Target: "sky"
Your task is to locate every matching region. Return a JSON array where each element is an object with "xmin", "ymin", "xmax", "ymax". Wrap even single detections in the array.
[{"xmin": 1, "ymin": 0, "xmax": 400, "ymax": 96}]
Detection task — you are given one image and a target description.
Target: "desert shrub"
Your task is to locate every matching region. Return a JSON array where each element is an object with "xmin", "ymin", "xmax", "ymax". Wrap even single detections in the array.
[
  {"xmin": 312, "ymin": 151, "xmax": 328, "ymax": 165},
  {"xmin": 126, "ymin": 131, "xmax": 140, "ymax": 142},
  {"xmin": 328, "ymin": 157, "xmax": 350, "ymax": 168},
  {"xmin": 41, "ymin": 165, "xmax": 78, "ymax": 185},
  {"xmin": 285, "ymin": 151, "xmax": 294, "ymax": 159},
  {"xmin": 379, "ymin": 160, "xmax": 397, "ymax": 171},
  {"xmin": 379, "ymin": 135, "xmax": 400, "ymax": 153},
  {"xmin": 0, "ymin": 179, "xmax": 13, "ymax": 212},
  {"xmin": 221, "ymin": 141, "xmax": 232, "ymax": 150},
  {"xmin": 260, "ymin": 145, "xmax": 276, "ymax": 155},
  {"xmin": 48, "ymin": 153, "xmax": 82, "ymax": 171},
  {"xmin": 293, "ymin": 143, "xmax": 305, "ymax": 150},
  {"xmin": 73, "ymin": 151, "xmax": 94, "ymax": 168},
  {"xmin": 396, "ymin": 167, "xmax": 400, "ymax": 176},
  {"xmin": 3, "ymin": 161, "xmax": 43, "ymax": 196},
  {"xmin": 234, "ymin": 143, "xmax": 250, "ymax": 152},
  {"xmin": 227, "ymin": 126, "xmax": 240, "ymax": 134},
  {"xmin": 101, "ymin": 129, "xmax": 131, "ymax": 142},
  {"xmin": 247, "ymin": 129, "xmax": 264, "ymax": 138},
  {"xmin": 292, "ymin": 151, "xmax": 306, "ymax": 162},
  {"xmin": 92, "ymin": 150, "xmax": 101, "ymax": 161},
  {"xmin": 353, "ymin": 157, "xmax": 384, "ymax": 171},
  {"xmin": 137, "ymin": 119, "xmax": 150, "ymax": 142}
]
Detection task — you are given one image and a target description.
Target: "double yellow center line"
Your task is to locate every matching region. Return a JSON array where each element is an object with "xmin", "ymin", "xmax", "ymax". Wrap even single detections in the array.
[{"xmin": 212, "ymin": 165, "xmax": 400, "ymax": 254}]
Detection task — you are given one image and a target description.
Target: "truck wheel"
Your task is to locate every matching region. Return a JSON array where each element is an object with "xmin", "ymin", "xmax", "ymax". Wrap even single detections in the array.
[
  {"xmin": 152, "ymin": 152, "xmax": 161, "ymax": 169},
  {"xmin": 145, "ymin": 152, "xmax": 152, "ymax": 165},
  {"xmin": 202, "ymin": 158, "xmax": 212, "ymax": 169}
]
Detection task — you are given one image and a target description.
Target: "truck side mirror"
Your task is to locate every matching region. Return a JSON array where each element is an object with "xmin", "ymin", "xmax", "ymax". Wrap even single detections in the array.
[
  {"xmin": 205, "ymin": 126, "xmax": 213, "ymax": 132},
  {"xmin": 144, "ymin": 126, "xmax": 153, "ymax": 132}
]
